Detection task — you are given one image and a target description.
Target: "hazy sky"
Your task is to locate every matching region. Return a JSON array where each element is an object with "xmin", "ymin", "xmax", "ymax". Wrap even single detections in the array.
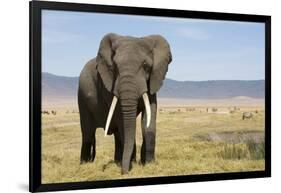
[{"xmin": 42, "ymin": 10, "xmax": 265, "ymax": 81}]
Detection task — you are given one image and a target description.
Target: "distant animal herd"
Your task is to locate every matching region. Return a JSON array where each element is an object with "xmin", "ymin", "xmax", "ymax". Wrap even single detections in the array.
[
  {"xmin": 42, "ymin": 107, "xmax": 259, "ymax": 120},
  {"xmin": 41, "ymin": 110, "xmax": 57, "ymax": 115},
  {"xmin": 158, "ymin": 106, "xmax": 260, "ymax": 120},
  {"xmin": 41, "ymin": 109, "xmax": 79, "ymax": 115}
]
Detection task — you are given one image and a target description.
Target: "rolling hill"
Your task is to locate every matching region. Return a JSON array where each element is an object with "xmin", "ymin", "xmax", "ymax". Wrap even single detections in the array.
[{"xmin": 42, "ymin": 72, "xmax": 265, "ymax": 99}]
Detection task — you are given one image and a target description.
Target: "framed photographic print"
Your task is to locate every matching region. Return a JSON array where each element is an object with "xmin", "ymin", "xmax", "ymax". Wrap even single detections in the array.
[{"xmin": 29, "ymin": 0, "xmax": 271, "ymax": 192}]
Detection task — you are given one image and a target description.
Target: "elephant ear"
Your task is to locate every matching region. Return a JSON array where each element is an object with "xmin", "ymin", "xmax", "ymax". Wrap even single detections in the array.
[
  {"xmin": 144, "ymin": 35, "xmax": 172, "ymax": 94},
  {"xmin": 96, "ymin": 33, "xmax": 119, "ymax": 92}
]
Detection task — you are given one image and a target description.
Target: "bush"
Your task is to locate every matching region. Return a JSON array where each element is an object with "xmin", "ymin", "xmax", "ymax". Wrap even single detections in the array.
[
  {"xmin": 218, "ymin": 143, "xmax": 250, "ymax": 160},
  {"xmin": 246, "ymin": 140, "xmax": 265, "ymax": 160},
  {"xmin": 218, "ymin": 140, "xmax": 265, "ymax": 160}
]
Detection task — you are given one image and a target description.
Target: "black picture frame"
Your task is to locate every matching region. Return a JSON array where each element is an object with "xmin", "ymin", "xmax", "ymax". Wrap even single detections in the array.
[{"xmin": 29, "ymin": 1, "xmax": 271, "ymax": 192}]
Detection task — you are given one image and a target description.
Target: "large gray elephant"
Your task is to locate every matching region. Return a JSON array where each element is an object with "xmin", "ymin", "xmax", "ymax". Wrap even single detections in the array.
[{"xmin": 78, "ymin": 33, "xmax": 172, "ymax": 174}]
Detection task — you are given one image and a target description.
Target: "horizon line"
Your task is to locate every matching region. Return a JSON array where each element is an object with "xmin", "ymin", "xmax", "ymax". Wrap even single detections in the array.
[{"xmin": 42, "ymin": 72, "xmax": 265, "ymax": 82}]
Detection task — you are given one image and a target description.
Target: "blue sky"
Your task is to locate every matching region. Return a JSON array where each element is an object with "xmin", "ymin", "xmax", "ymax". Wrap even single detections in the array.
[{"xmin": 42, "ymin": 10, "xmax": 265, "ymax": 81}]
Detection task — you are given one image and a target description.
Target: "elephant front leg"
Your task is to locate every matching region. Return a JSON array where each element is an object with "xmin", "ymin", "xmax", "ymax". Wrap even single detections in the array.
[
  {"xmin": 114, "ymin": 129, "xmax": 136, "ymax": 166},
  {"xmin": 141, "ymin": 94, "xmax": 157, "ymax": 164},
  {"xmin": 131, "ymin": 143, "xmax": 136, "ymax": 162},
  {"xmin": 79, "ymin": 102, "xmax": 97, "ymax": 164},
  {"xmin": 114, "ymin": 130, "xmax": 122, "ymax": 165},
  {"xmin": 80, "ymin": 125, "xmax": 96, "ymax": 163}
]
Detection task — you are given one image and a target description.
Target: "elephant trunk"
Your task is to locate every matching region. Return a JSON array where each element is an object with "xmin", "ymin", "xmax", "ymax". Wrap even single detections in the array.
[
  {"xmin": 119, "ymin": 97, "xmax": 137, "ymax": 174},
  {"xmin": 118, "ymin": 76, "xmax": 138, "ymax": 174}
]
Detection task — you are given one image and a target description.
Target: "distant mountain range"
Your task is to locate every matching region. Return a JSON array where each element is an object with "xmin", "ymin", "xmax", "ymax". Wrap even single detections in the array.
[{"xmin": 42, "ymin": 72, "xmax": 265, "ymax": 99}]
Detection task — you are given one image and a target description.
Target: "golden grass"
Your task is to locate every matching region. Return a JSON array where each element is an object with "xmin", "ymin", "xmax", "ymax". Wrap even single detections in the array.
[{"xmin": 41, "ymin": 104, "xmax": 265, "ymax": 184}]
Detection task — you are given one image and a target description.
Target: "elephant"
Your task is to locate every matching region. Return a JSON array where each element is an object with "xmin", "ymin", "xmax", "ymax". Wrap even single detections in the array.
[{"xmin": 78, "ymin": 33, "xmax": 172, "ymax": 174}]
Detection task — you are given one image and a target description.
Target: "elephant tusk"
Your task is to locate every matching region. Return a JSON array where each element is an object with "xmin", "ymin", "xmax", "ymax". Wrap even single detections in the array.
[
  {"xmin": 104, "ymin": 96, "xmax": 118, "ymax": 137},
  {"xmin": 142, "ymin": 93, "xmax": 151, "ymax": 128}
]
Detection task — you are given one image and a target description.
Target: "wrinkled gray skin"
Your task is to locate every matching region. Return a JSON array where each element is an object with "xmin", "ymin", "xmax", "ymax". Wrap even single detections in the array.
[{"xmin": 78, "ymin": 33, "xmax": 172, "ymax": 174}]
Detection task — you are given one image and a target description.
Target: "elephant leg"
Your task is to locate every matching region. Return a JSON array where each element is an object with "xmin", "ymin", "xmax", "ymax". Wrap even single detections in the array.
[
  {"xmin": 114, "ymin": 130, "xmax": 136, "ymax": 168},
  {"xmin": 141, "ymin": 94, "xmax": 157, "ymax": 164},
  {"xmin": 79, "ymin": 101, "xmax": 96, "ymax": 164},
  {"xmin": 114, "ymin": 131, "xmax": 136, "ymax": 165},
  {"xmin": 90, "ymin": 132, "xmax": 96, "ymax": 162},
  {"xmin": 114, "ymin": 130, "xmax": 122, "ymax": 165},
  {"xmin": 131, "ymin": 143, "xmax": 136, "ymax": 163}
]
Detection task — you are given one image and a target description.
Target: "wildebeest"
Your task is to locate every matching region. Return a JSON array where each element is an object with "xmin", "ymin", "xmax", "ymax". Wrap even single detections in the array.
[
  {"xmin": 51, "ymin": 110, "xmax": 57, "ymax": 115},
  {"xmin": 186, "ymin": 107, "xmax": 195, "ymax": 112},
  {"xmin": 242, "ymin": 112, "xmax": 253, "ymax": 120},
  {"xmin": 212, "ymin": 108, "xmax": 218, "ymax": 112},
  {"xmin": 42, "ymin": 110, "xmax": 50, "ymax": 115},
  {"xmin": 234, "ymin": 106, "xmax": 240, "ymax": 111}
]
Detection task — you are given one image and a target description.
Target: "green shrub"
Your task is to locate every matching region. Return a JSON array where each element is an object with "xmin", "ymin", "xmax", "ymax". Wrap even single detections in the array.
[
  {"xmin": 246, "ymin": 140, "xmax": 265, "ymax": 160},
  {"xmin": 218, "ymin": 143, "xmax": 250, "ymax": 160},
  {"xmin": 218, "ymin": 140, "xmax": 265, "ymax": 160}
]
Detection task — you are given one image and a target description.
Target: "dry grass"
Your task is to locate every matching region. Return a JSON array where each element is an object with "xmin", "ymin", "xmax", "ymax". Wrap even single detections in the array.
[{"xmin": 41, "ymin": 100, "xmax": 265, "ymax": 184}]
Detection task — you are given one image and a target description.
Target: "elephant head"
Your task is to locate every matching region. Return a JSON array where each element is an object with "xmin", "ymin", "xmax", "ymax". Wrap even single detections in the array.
[{"xmin": 96, "ymin": 33, "xmax": 172, "ymax": 173}]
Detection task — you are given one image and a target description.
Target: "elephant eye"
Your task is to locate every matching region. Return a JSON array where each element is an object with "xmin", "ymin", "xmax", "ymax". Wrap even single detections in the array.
[
  {"xmin": 98, "ymin": 53, "xmax": 103, "ymax": 59},
  {"xmin": 143, "ymin": 61, "xmax": 151, "ymax": 73},
  {"xmin": 143, "ymin": 59, "xmax": 152, "ymax": 67},
  {"xmin": 143, "ymin": 61, "xmax": 149, "ymax": 69}
]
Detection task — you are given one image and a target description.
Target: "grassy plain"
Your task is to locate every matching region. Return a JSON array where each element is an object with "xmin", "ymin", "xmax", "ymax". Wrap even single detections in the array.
[{"xmin": 41, "ymin": 97, "xmax": 265, "ymax": 184}]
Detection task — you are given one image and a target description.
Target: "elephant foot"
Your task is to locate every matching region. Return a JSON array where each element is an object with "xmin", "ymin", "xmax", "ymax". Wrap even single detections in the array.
[
  {"xmin": 80, "ymin": 160, "xmax": 94, "ymax": 164},
  {"xmin": 121, "ymin": 162, "xmax": 133, "ymax": 174},
  {"xmin": 114, "ymin": 159, "xmax": 121, "ymax": 166},
  {"xmin": 80, "ymin": 157, "xmax": 94, "ymax": 164},
  {"xmin": 80, "ymin": 142, "xmax": 95, "ymax": 164},
  {"xmin": 121, "ymin": 169, "xmax": 129, "ymax": 175},
  {"xmin": 141, "ymin": 155, "xmax": 155, "ymax": 165},
  {"xmin": 80, "ymin": 160, "xmax": 87, "ymax": 164},
  {"xmin": 146, "ymin": 156, "xmax": 155, "ymax": 163}
]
